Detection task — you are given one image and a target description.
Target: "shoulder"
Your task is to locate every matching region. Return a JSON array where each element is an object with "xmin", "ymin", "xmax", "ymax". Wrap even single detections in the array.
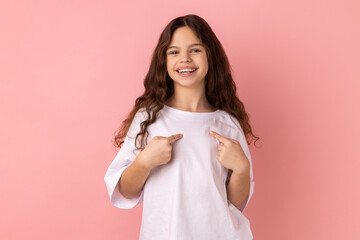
[
  {"xmin": 215, "ymin": 110, "xmax": 245, "ymax": 137},
  {"xmin": 217, "ymin": 110, "xmax": 242, "ymax": 129},
  {"xmin": 126, "ymin": 107, "xmax": 148, "ymax": 139},
  {"xmin": 133, "ymin": 107, "xmax": 147, "ymax": 121},
  {"xmin": 216, "ymin": 111, "xmax": 251, "ymax": 158}
]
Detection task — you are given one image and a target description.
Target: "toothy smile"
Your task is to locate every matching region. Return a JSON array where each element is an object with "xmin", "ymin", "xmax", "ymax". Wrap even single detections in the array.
[{"xmin": 176, "ymin": 68, "xmax": 198, "ymax": 73}]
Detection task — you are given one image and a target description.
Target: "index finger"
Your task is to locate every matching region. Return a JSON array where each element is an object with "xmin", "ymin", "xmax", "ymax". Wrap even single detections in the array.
[
  {"xmin": 209, "ymin": 131, "xmax": 230, "ymax": 144},
  {"xmin": 167, "ymin": 133, "xmax": 183, "ymax": 144}
]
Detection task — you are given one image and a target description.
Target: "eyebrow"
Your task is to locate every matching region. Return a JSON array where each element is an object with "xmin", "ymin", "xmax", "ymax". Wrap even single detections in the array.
[{"xmin": 167, "ymin": 43, "xmax": 203, "ymax": 50}]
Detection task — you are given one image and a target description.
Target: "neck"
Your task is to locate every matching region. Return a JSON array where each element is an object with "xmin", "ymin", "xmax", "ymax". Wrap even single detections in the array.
[{"xmin": 165, "ymin": 85, "xmax": 215, "ymax": 112}]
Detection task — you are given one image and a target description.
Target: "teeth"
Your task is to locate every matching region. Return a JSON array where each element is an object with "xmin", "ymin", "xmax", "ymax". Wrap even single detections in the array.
[{"xmin": 178, "ymin": 68, "xmax": 196, "ymax": 73}]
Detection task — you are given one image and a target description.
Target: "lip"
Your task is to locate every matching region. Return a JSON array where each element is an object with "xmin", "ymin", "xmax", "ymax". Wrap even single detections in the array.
[
  {"xmin": 176, "ymin": 68, "xmax": 198, "ymax": 77},
  {"xmin": 176, "ymin": 66, "xmax": 198, "ymax": 71}
]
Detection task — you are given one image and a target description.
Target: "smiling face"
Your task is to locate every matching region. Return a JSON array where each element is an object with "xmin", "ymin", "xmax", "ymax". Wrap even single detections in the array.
[{"xmin": 166, "ymin": 26, "xmax": 209, "ymax": 89}]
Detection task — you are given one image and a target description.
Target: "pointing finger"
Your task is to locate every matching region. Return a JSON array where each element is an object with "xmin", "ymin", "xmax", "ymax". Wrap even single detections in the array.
[
  {"xmin": 167, "ymin": 134, "xmax": 183, "ymax": 144},
  {"xmin": 209, "ymin": 131, "xmax": 230, "ymax": 144}
]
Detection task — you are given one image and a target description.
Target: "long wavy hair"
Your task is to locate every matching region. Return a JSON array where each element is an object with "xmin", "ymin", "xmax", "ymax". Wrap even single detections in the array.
[{"xmin": 113, "ymin": 14, "xmax": 260, "ymax": 152}]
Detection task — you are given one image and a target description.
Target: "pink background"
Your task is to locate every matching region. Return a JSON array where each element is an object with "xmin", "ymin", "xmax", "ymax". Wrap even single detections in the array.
[{"xmin": 1, "ymin": 0, "xmax": 359, "ymax": 239}]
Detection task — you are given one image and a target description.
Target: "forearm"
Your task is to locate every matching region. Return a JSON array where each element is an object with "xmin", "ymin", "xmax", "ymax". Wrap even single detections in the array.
[
  {"xmin": 226, "ymin": 168, "xmax": 251, "ymax": 208},
  {"xmin": 118, "ymin": 154, "xmax": 152, "ymax": 199}
]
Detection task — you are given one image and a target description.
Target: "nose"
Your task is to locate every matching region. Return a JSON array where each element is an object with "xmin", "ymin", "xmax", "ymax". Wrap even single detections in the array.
[{"xmin": 180, "ymin": 52, "xmax": 191, "ymax": 62}]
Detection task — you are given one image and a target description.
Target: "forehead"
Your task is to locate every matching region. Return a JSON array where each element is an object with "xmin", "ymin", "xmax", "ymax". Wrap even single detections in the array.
[{"xmin": 168, "ymin": 26, "xmax": 202, "ymax": 48}]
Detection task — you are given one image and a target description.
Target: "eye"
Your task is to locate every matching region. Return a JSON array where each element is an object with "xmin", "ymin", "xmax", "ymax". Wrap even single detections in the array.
[{"xmin": 168, "ymin": 49, "xmax": 201, "ymax": 55}]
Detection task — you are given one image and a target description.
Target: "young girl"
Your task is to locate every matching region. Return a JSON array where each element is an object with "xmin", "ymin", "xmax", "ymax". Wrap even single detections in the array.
[{"xmin": 104, "ymin": 14, "xmax": 259, "ymax": 240}]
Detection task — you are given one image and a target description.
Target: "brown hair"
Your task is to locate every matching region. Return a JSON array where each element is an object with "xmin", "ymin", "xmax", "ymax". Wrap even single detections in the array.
[{"xmin": 113, "ymin": 14, "xmax": 260, "ymax": 152}]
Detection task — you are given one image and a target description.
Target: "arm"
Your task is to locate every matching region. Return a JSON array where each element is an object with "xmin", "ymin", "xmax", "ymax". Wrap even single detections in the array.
[
  {"xmin": 118, "ymin": 154, "xmax": 153, "ymax": 199},
  {"xmin": 226, "ymin": 167, "xmax": 251, "ymax": 208}
]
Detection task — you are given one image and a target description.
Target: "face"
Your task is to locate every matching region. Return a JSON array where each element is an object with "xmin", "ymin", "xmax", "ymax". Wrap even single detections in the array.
[{"xmin": 166, "ymin": 26, "xmax": 209, "ymax": 89}]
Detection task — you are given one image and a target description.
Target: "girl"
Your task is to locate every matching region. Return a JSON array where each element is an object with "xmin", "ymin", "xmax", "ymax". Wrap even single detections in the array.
[{"xmin": 104, "ymin": 14, "xmax": 259, "ymax": 240}]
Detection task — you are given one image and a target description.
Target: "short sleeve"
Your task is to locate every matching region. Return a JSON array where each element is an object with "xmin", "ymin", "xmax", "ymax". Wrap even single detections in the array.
[
  {"xmin": 227, "ymin": 115, "xmax": 255, "ymax": 213},
  {"xmin": 104, "ymin": 109, "xmax": 146, "ymax": 209}
]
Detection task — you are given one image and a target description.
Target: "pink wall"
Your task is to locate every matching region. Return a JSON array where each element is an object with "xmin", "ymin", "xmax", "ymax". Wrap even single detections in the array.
[{"xmin": 1, "ymin": 0, "xmax": 359, "ymax": 239}]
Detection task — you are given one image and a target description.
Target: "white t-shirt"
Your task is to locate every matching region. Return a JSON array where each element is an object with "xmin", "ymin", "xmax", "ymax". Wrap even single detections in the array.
[{"xmin": 104, "ymin": 105, "xmax": 255, "ymax": 240}]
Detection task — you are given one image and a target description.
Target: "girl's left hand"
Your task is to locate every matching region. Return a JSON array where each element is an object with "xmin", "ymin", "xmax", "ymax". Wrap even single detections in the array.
[{"xmin": 209, "ymin": 130, "xmax": 250, "ymax": 174}]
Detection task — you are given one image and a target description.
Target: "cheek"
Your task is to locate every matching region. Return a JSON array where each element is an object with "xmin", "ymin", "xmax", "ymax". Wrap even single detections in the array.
[
  {"xmin": 198, "ymin": 55, "xmax": 208, "ymax": 67},
  {"xmin": 203, "ymin": 56, "xmax": 209, "ymax": 66},
  {"xmin": 200, "ymin": 58, "xmax": 209, "ymax": 73},
  {"xmin": 166, "ymin": 60, "xmax": 176, "ymax": 79},
  {"xmin": 166, "ymin": 59, "xmax": 174, "ymax": 71}
]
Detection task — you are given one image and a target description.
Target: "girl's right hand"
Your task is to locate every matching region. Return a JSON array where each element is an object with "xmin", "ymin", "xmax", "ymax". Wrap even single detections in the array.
[{"xmin": 137, "ymin": 134, "xmax": 183, "ymax": 169}]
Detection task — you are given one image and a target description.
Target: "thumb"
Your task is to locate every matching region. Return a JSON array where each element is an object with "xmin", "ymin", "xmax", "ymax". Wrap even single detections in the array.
[{"xmin": 167, "ymin": 133, "xmax": 183, "ymax": 144}]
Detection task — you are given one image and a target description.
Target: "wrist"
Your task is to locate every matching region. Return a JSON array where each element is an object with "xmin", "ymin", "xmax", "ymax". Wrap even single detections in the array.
[
  {"xmin": 232, "ymin": 164, "xmax": 250, "ymax": 176},
  {"xmin": 136, "ymin": 153, "xmax": 153, "ymax": 170}
]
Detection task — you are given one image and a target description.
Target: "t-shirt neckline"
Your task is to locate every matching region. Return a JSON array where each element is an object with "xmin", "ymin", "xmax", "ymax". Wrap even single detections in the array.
[{"xmin": 163, "ymin": 104, "xmax": 221, "ymax": 118}]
